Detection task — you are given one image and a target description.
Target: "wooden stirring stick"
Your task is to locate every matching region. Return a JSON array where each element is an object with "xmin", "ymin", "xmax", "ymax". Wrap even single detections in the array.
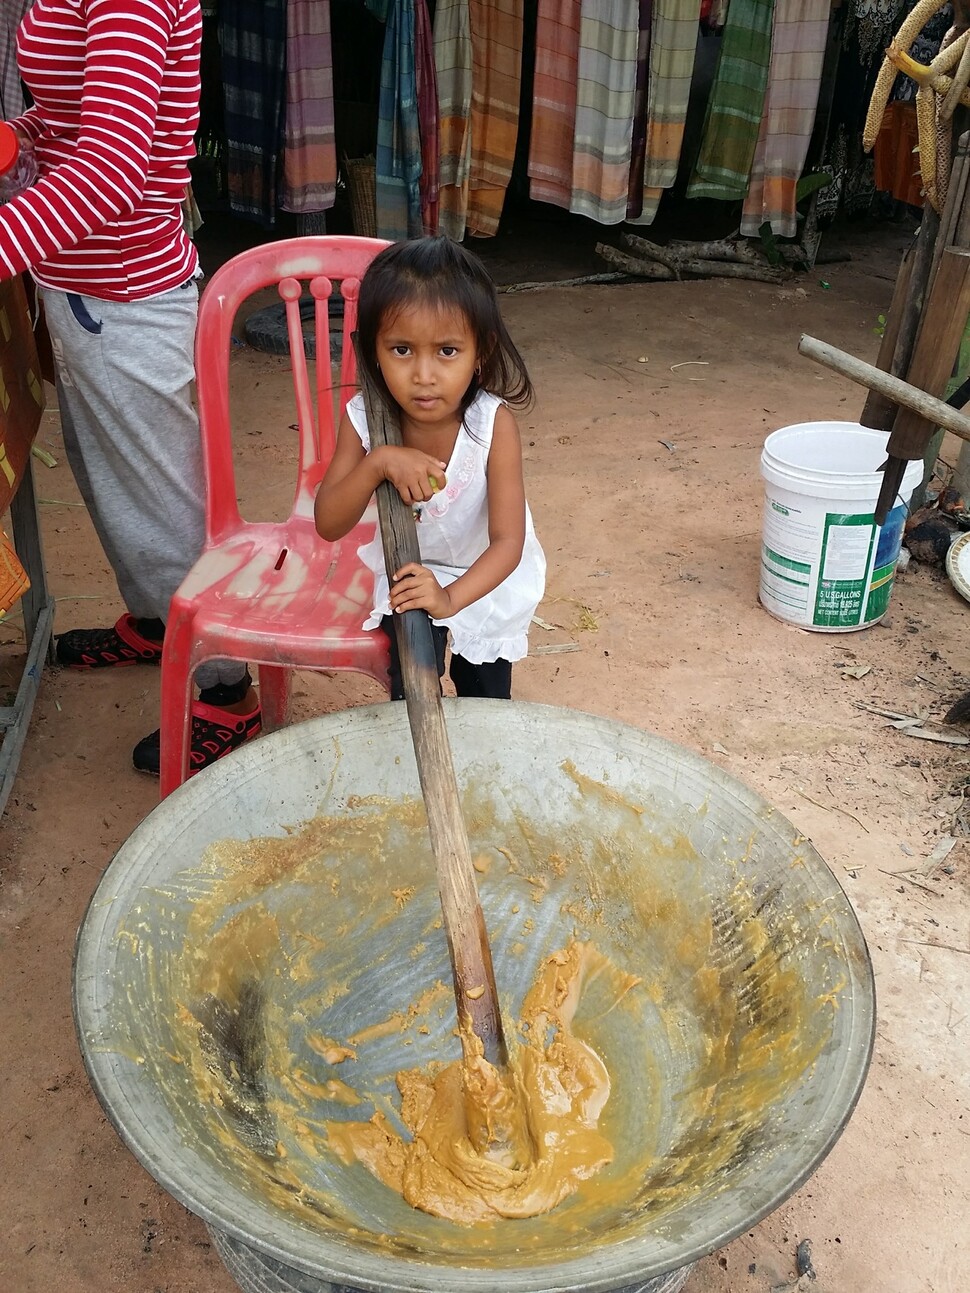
[{"xmin": 353, "ymin": 337, "xmax": 510, "ymax": 1071}]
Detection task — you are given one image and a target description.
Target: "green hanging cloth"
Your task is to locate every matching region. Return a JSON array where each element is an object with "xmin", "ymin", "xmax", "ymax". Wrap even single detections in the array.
[{"xmin": 687, "ymin": 0, "xmax": 775, "ymax": 201}]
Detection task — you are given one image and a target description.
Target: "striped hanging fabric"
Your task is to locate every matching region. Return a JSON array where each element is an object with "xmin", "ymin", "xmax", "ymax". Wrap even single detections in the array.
[
  {"xmin": 627, "ymin": 0, "xmax": 654, "ymax": 219},
  {"xmin": 466, "ymin": 0, "xmax": 524, "ymax": 237},
  {"xmin": 528, "ymin": 0, "xmax": 581, "ymax": 210},
  {"xmin": 740, "ymin": 0, "xmax": 830, "ymax": 238},
  {"xmin": 414, "ymin": 0, "xmax": 440, "ymax": 234},
  {"xmin": 569, "ymin": 0, "xmax": 640, "ymax": 224},
  {"xmin": 220, "ymin": 0, "xmax": 288, "ymax": 226},
  {"xmin": 433, "ymin": 0, "xmax": 472, "ymax": 240},
  {"xmin": 688, "ymin": 0, "xmax": 776, "ymax": 201},
  {"xmin": 280, "ymin": 0, "xmax": 337, "ymax": 214},
  {"xmin": 367, "ymin": 0, "xmax": 423, "ymax": 242},
  {"xmin": 628, "ymin": 0, "xmax": 702, "ymax": 227}
]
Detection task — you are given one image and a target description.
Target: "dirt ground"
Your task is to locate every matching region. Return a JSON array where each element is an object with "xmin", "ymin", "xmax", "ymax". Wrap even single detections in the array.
[{"xmin": 2, "ymin": 218, "xmax": 969, "ymax": 1293}]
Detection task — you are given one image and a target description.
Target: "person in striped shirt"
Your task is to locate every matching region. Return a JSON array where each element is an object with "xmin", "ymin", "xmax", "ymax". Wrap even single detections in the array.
[{"xmin": 0, "ymin": 0, "xmax": 261, "ymax": 777}]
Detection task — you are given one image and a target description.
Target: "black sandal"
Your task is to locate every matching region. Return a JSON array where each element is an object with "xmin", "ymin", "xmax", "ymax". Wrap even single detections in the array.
[
  {"xmin": 56, "ymin": 614, "xmax": 164, "ymax": 669},
  {"xmin": 132, "ymin": 699, "xmax": 262, "ymax": 777}
]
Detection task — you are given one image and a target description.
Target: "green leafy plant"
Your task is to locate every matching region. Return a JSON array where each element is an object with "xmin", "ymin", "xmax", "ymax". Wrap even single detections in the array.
[{"xmin": 795, "ymin": 171, "xmax": 834, "ymax": 204}]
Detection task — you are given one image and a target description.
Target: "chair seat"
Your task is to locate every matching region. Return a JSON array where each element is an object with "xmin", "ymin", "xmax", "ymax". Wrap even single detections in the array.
[{"xmin": 173, "ymin": 514, "xmax": 381, "ymax": 668}]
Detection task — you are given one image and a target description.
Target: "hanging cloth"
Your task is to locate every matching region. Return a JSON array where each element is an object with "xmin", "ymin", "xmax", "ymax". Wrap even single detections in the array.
[
  {"xmin": 569, "ymin": 1, "xmax": 640, "ymax": 224},
  {"xmin": 816, "ymin": 2, "xmax": 907, "ymax": 224},
  {"xmin": 528, "ymin": 0, "xmax": 581, "ymax": 210},
  {"xmin": 688, "ymin": 0, "xmax": 775, "ymax": 201},
  {"xmin": 434, "ymin": 0, "xmax": 473, "ymax": 240},
  {"xmin": 280, "ymin": 0, "xmax": 337, "ymax": 214},
  {"xmin": 873, "ymin": 102, "xmax": 924, "ymax": 206},
  {"xmin": 366, "ymin": 0, "xmax": 423, "ymax": 242},
  {"xmin": 414, "ymin": 0, "xmax": 440, "ymax": 234},
  {"xmin": 1, "ymin": 2, "xmax": 30, "ymax": 120},
  {"xmin": 739, "ymin": 0, "xmax": 829, "ymax": 238},
  {"xmin": 628, "ymin": 0, "xmax": 702, "ymax": 227},
  {"xmin": 627, "ymin": 0, "xmax": 655, "ymax": 219},
  {"xmin": 467, "ymin": 0, "xmax": 524, "ymax": 237},
  {"xmin": 219, "ymin": 0, "xmax": 288, "ymax": 227}
]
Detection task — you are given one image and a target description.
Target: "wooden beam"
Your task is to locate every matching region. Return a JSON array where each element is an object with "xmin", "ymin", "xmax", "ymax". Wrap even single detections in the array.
[{"xmin": 798, "ymin": 333, "xmax": 970, "ymax": 444}]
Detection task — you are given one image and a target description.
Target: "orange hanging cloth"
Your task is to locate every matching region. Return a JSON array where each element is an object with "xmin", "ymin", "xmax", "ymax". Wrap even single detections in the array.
[{"xmin": 466, "ymin": 0, "xmax": 524, "ymax": 236}]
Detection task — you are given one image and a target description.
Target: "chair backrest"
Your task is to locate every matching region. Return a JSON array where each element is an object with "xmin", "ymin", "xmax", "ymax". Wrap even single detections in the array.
[{"xmin": 194, "ymin": 235, "xmax": 391, "ymax": 539}]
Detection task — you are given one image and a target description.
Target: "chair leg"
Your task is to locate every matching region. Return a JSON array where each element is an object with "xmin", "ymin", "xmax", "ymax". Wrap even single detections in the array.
[
  {"xmin": 159, "ymin": 608, "xmax": 198, "ymax": 799},
  {"xmin": 258, "ymin": 664, "xmax": 291, "ymax": 730}
]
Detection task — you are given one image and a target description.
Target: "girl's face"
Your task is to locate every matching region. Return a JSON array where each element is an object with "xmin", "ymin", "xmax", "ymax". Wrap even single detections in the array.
[{"xmin": 376, "ymin": 302, "xmax": 479, "ymax": 432}]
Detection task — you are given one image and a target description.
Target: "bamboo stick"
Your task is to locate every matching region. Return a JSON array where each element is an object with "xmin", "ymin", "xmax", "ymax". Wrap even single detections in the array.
[{"xmin": 798, "ymin": 333, "xmax": 970, "ymax": 443}]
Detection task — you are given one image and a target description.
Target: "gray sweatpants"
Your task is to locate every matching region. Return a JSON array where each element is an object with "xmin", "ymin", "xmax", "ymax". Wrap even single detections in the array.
[{"xmin": 41, "ymin": 282, "xmax": 244, "ymax": 689}]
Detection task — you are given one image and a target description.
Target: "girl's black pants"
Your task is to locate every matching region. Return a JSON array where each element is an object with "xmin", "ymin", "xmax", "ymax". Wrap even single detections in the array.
[{"xmin": 380, "ymin": 616, "xmax": 512, "ymax": 701}]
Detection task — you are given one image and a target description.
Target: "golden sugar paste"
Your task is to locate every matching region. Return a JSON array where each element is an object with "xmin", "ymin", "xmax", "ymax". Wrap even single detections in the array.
[{"xmin": 326, "ymin": 940, "xmax": 638, "ymax": 1223}]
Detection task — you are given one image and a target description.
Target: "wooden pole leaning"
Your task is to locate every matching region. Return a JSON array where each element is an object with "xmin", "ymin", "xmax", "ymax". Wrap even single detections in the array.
[
  {"xmin": 798, "ymin": 333, "xmax": 970, "ymax": 443},
  {"xmin": 352, "ymin": 336, "xmax": 510, "ymax": 1073}
]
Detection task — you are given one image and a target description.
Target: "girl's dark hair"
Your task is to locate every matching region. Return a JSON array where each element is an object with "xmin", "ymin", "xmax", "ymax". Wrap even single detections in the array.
[{"xmin": 356, "ymin": 236, "xmax": 534, "ymax": 419}]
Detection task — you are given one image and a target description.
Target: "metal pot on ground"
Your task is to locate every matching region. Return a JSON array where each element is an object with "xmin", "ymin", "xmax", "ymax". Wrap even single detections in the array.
[{"xmin": 73, "ymin": 701, "xmax": 875, "ymax": 1293}]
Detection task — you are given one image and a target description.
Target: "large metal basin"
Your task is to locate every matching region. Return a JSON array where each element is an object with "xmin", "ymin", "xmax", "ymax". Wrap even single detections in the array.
[{"xmin": 73, "ymin": 701, "xmax": 874, "ymax": 1292}]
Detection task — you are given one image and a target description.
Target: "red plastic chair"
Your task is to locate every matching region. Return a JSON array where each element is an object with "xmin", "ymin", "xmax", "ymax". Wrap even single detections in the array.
[{"xmin": 159, "ymin": 235, "xmax": 392, "ymax": 797}]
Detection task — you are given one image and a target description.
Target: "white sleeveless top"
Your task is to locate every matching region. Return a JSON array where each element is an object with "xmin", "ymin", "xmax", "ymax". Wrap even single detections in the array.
[{"xmin": 347, "ymin": 390, "xmax": 546, "ymax": 665}]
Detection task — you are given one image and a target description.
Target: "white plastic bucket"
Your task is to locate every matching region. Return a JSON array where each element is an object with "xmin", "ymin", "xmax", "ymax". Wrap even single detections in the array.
[{"xmin": 760, "ymin": 421, "xmax": 922, "ymax": 632}]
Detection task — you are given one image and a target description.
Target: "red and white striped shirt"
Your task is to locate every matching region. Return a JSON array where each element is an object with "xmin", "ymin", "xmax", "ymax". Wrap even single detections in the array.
[{"xmin": 0, "ymin": 0, "xmax": 202, "ymax": 301}]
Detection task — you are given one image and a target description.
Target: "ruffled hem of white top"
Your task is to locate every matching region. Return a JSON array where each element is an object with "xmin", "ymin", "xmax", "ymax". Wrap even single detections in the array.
[{"xmin": 347, "ymin": 389, "xmax": 546, "ymax": 665}]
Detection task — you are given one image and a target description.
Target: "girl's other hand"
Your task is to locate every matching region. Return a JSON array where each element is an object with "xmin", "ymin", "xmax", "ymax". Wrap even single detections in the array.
[
  {"xmin": 390, "ymin": 563, "xmax": 453, "ymax": 619},
  {"xmin": 378, "ymin": 447, "xmax": 447, "ymax": 504}
]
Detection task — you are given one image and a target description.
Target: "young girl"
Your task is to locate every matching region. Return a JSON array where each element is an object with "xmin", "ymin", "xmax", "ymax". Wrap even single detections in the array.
[{"xmin": 315, "ymin": 236, "xmax": 545, "ymax": 700}]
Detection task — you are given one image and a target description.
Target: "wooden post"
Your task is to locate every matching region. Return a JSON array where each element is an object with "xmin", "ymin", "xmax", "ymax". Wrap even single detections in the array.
[
  {"xmin": 939, "ymin": 25, "xmax": 970, "ymax": 504},
  {"xmin": 885, "ymin": 248, "xmax": 970, "ymax": 458},
  {"xmin": 914, "ymin": 140, "xmax": 970, "ymax": 509},
  {"xmin": 934, "ymin": 132, "xmax": 970, "ymax": 266},
  {"xmin": 861, "ymin": 205, "xmax": 941, "ymax": 432},
  {"xmin": 862, "ymin": 248, "xmax": 915, "ymax": 430}
]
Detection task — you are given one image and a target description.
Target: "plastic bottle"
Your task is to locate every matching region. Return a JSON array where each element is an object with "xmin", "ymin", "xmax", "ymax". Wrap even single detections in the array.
[{"xmin": 0, "ymin": 120, "xmax": 38, "ymax": 202}]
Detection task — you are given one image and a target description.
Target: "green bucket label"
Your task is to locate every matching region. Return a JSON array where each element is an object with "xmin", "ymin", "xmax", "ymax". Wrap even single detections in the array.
[{"xmin": 814, "ymin": 513, "xmax": 876, "ymax": 628}]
